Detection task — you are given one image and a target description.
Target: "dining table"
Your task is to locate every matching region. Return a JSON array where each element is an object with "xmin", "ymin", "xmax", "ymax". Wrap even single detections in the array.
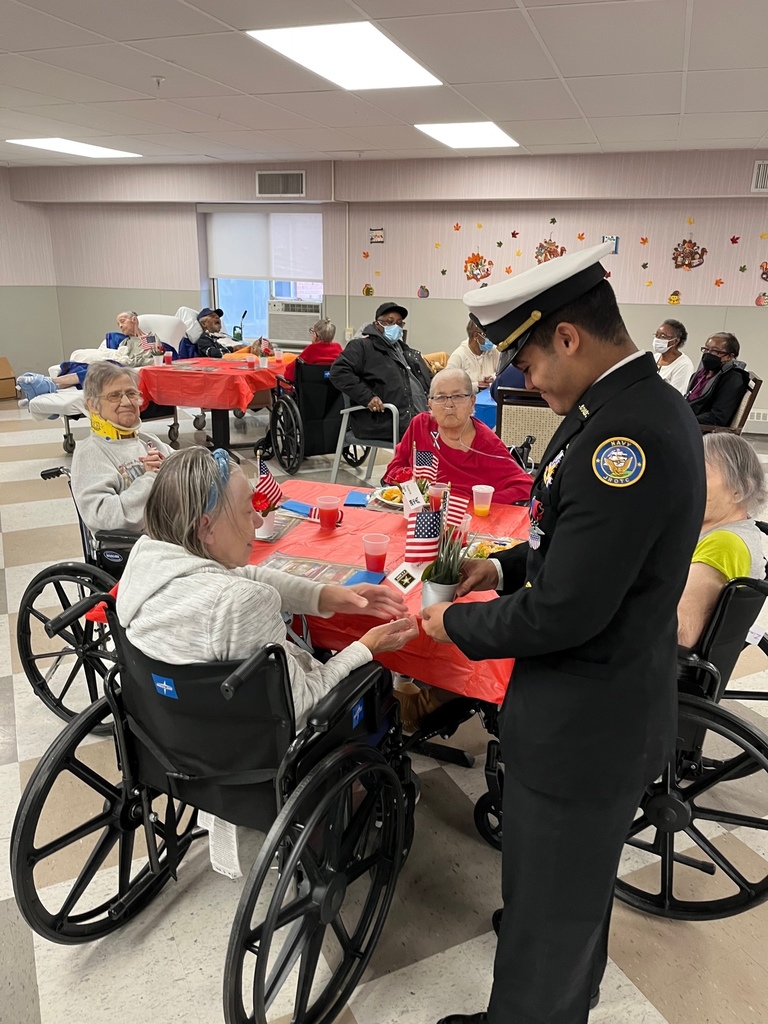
[{"xmin": 248, "ymin": 478, "xmax": 530, "ymax": 704}]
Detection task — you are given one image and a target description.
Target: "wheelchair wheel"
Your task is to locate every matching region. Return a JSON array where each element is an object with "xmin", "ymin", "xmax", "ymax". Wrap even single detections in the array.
[
  {"xmin": 342, "ymin": 444, "xmax": 371, "ymax": 468},
  {"xmin": 474, "ymin": 792, "xmax": 503, "ymax": 851},
  {"xmin": 11, "ymin": 696, "xmax": 201, "ymax": 944},
  {"xmin": 616, "ymin": 694, "xmax": 768, "ymax": 920},
  {"xmin": 271, "ymin": 394, "xmax": 304, "ymax": 475},
  {"xmin": 224, "ymin": 744, "xmax": 406, "ymax": 1024},
  {"xmin": 16, "ymin": 563, "xmax": 118, "ymax": 732}
]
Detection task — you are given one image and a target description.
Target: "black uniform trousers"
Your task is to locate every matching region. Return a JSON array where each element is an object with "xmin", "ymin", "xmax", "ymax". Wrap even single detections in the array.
[{"xmin": 487, "ymin": 719, "xmax": 645, "ymax": 1024}]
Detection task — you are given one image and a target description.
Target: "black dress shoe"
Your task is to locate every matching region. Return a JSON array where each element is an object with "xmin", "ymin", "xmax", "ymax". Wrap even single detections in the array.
[
  {"xmin": 436, "ymin": 1015, "xmax": 487, "ymax": 1024},
  {"xmin": 589, "ymin": 988, "xmax": 600, "ymax": 1010},
  {"xmin": 492, "ymin": 907, "xmax": 502, "ymax": 936}
]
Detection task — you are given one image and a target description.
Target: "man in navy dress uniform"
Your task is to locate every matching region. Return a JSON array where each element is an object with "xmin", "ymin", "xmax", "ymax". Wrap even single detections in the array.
[{"xmin": 423, "ymin": 242, "xmax": 705, "ymax": 1024}]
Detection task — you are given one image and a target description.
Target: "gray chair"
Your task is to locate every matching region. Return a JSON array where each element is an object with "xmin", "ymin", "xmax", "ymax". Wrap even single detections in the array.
[{"xmin": 330, "ymin": 397, "xmax": 399, "ymax": 484}]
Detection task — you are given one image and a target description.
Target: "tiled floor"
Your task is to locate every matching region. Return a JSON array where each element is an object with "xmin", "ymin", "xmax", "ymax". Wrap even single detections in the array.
[{"xmin": 2, "ymin": 399, "xmax": 768, "ymax": 1024}]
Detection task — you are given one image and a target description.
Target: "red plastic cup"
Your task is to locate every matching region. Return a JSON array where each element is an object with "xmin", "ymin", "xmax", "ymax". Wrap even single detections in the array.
[
  {"xmin": 362, "ymin": 533, "xmax": 389, "ymax": 573},
  {"xmin": 163, "ymin": 351, "xmax": 172, "ymax": 365},
  {"xmin": 246, "ymin": 353, "xmax": 257, "ymax": 369},
  {"xmin": 428, "ymin": 482, "xmax": 449, "ymax": 511},
  {"xmin": 317, "ymin": 495, "xmax": 341, "ymax": 530}
]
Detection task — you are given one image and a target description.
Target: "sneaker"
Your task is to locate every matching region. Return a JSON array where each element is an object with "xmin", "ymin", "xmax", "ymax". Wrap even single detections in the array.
[{"xmin": 16, "ymin": 373, "xmax": 58, "ymax": 401}]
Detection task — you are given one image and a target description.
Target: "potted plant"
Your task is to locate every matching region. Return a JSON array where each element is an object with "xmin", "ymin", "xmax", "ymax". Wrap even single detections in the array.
[
  {"xmin": 152, "ymin": 343, "xmax": 165, "ymax": 366},
  {"xmin": 421, "ymin": 524, "xmax": 468, "ymax": 608},
  {"xmin": 252, "ymin": 491, "xmax": 280, "ymax": 539}
]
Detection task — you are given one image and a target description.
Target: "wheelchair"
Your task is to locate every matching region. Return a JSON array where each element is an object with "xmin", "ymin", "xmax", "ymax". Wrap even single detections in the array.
[
  {"xmin": 455, "ymin": 562, "xmax": 768, "ymax": 921},
  {"xmin": 11, "ymin": 591, "xmax": 417, "ymax": 1024},
  {"xmin": 15, "ymin": 466, "xmax": 138, "ymax": 730},
  {"xmin": 267, "ymin": 361, "xmax": 371, "ymax": 475}
]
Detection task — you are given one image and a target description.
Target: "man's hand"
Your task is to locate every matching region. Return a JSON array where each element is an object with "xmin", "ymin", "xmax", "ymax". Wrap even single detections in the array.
[
  {"xmin": 478, "ymin": 375, "xmax": 494, "ymax": 390},
  {"xmin": 456, "ymin": 558, "xmax": 499, "ymax": 597},
  {"xmin": 318, "ymin": 583, "xmax": 408, "ymax": 620},
  {"xmin": 421, "ymin": 602, "xmax": 452, "ymax": 643},
  {"xmin": 367, "ymin": 396, "xmax": 384, "ymax": 413},
  {"xmin": 139, "ymin": 449, "xmax": 164, "ymax": 474}
]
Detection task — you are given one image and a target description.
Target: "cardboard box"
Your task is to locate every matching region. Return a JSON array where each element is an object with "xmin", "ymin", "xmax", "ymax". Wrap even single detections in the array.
[{"xmin": 0, "ymin": 357, "xmax": 16, "ymax": 400}]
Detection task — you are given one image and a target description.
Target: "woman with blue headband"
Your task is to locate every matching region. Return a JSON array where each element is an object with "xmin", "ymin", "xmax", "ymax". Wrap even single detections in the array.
[{"xmin": 116, "ymin": 447, "xmax": 417, "ymax": 729}]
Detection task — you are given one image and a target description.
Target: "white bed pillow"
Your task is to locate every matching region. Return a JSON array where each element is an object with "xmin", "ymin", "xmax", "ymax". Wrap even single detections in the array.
[
  {"xmin": 174, "ymin": 306, "xmax": 203, "ymax": 343},
  {"xmin": 138, "ymin": 313, "xmax": 188, "ymax": 351}
]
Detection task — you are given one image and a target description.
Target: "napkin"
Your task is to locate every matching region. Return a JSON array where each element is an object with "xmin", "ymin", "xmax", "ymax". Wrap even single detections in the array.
[
  {"xmin": 344, "ymin": 491, "xmax": 369, "ymax": 507},
  {"xmin": 281, "ymin": 499, "xmax": 312, "ymax": 517},
  {"xmin": 344, "ymin": 570, "xmax": 386, "ymax": 586}
]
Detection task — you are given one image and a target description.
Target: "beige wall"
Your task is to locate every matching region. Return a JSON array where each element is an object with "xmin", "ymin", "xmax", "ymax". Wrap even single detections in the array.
[{"xmin": 0, "ymin": 287, "xmax": 62, "ymax": 374}]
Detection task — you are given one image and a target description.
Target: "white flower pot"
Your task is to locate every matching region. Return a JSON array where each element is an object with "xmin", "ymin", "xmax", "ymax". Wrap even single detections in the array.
[
  {"xmin": 421, "ymin": 579, "xmax": 458, "ymax": 609},
  {"xmin": 152, "ymin": 354, "xmax": 163, "ymax": 366},
  {"xmin": 254, "ymin": 510, "xmax": 276, "ymax": 539}
]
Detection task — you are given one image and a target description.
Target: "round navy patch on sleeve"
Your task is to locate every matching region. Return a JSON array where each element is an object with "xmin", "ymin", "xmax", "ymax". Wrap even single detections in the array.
[{"xmin": 592, "ymin": 437, "xmax": 646, "ymax": 487}]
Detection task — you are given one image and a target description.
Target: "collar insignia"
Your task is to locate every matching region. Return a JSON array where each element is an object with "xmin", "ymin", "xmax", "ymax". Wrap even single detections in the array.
[{"xmin": 579, "ymin": 404, "xmax": 590, "ymax": 418}]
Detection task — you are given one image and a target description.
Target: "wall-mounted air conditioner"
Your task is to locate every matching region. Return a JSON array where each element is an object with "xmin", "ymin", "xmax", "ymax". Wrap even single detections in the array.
[{"xmin": 267, "ymin": 300, "xmax": 323, "ymax": 343}]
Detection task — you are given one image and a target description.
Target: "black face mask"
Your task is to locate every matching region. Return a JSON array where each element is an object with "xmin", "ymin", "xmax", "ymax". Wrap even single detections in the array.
[{"xmin": 701, "ymin": 353, "xmax": 723, "ymax": 372}]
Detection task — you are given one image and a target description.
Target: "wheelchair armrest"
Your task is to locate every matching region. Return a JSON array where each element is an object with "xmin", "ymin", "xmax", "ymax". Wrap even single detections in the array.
[
  {"xmin": 93, "ymin": 529, "xmax": 140, "ymax": 545},
  {"xmin": 306, "ymin": 662, "xmax": 385, "ymax": 733},
  {"xmin": 220, "ymin": 643, "xmax": 288, "ymax": 700},
  {"xmin": 340, "ymin": 403, "xmax": 399, "ymax": 418},
  {"xmin": 46, "ymin": 591, "xmax": 116, "ymax": 636},
  {"xmin": 41, "ymin": 467, "xmax": 70, "ymax": 481}
]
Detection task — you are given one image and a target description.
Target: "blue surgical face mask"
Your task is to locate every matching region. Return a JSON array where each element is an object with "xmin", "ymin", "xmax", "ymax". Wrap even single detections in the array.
[
  {"xmin": 480, "ymin": 339, "xmax": 495, "ymax": 352},
  {"xmin": 382, "ymin": 323, "xmax": 403, "ymax": 343}
]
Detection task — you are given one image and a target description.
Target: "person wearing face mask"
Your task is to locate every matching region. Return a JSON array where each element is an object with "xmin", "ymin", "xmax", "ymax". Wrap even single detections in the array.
[
  {"xmin": 651, "ymin": 318, "xmax": 694, "ymax": 395},
  {"xmin": 329, "ymin": 301, "xmax": 433, "ymax": 442},
  {"xmin": 447, "ymin": 320, "xmax": 500, "ymax": 391},
  {"xmin": 685, "ymin": 332, "xmax": 750, "ymax": 426}
]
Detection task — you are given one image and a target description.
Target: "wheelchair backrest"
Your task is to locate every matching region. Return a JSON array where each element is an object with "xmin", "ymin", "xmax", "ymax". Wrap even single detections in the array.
[
  {"xmin": 293, "ymin": 361, "xmax": 345, "ymax": 456},
  {"xmin": 682, "ymin": 577, "xmax": 768, "ymax": 701},
  {"xmin": 119, "ymin": 637, "xmax": 296, "ymax": 832}
]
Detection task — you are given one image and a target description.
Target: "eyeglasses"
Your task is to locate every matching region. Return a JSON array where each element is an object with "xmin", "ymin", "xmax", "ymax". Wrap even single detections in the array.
[
  {"xmin": 100, "ymin": 389, "xmax": 142, "ymax": 403},
  {"xmin": 700, "ymin": 347, "xmax": 728, "ymax": 357},
  {"xmin": 430, "ymin": 393, "xmax": 473, "ymax": 405}
]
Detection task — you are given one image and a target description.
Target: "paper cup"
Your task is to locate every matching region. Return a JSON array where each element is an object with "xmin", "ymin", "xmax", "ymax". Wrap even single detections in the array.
[
  {"xmin": 472, "ymin": 484, "xmax": 494, "ymax": 517},
  {"xmin": 362, "ymin": 533, "xmax": 390, "ymax": 573},
  {"xmin": 317, "ymin": 495, "xmax": 341, "ymax": 530}
]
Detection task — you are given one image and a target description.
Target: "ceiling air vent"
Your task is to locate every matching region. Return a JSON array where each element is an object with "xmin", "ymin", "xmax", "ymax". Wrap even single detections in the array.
[
  {"xmin": 256, "ymin": 171, "xmax": 305, "ymax": 198},
  {"xmin": 751, "ymin": 160, "xmax": 768, "ymax": 193}
]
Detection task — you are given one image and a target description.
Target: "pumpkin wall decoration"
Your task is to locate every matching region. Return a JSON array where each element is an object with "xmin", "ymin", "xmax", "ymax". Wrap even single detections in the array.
[
  {"xmin": 534, "ymin": 238, "xmax": 567, "ymax": 264},
  {"xmin": 671, "ymin": 238, "xmax": 708, "ymax": 270}
]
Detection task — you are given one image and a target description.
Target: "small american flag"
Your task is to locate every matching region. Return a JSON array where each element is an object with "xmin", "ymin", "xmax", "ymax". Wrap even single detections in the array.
[
  {"xmin": 413, "ymin": 448, "xmax": 439, "ymax": 483},
  {"xmin": 139, "ymin": 332, "xmax": 155, "ymax": 352},
  {"xmin": 308, "ymin": 506, "xmax": 341, "ymax": 526},
  {"xmin": 256, "ymin": 458, "xmax": 283, "ymax": 507},
  {"xmin": 405, "ymin": 508, "xmax": 441, "ymax": 562},
  {"xmin": 444, "ymin": 492, "xmax": 470, "ymax": 527}
]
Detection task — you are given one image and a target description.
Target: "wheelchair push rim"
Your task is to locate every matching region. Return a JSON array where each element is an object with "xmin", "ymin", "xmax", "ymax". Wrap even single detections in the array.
[
  {"xmin": 224, "ymin": 744, "xmax": 406, "ymax": 1024},
  {"xmin": 616, "ymin": 695, "xmax": 768, "ymax": 920},
  {"xmin": 270, "ymin": 394, "xmax": 304, "ymax": 475},
  {"xmin": 16, "ymin": 562, "xmax": 119, "ymax": 731},
  {"xmin": 11, "ymin": 696, "xmax": 201, "ymax": 944}
]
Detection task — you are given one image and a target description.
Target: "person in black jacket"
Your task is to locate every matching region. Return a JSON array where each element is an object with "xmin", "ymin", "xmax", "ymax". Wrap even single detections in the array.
[
  {"xmin": 421, "ymin": 243, "xmax": 705, "ymax": 1024},
  {"xmin": 685, "ymin": 332, "xmax": 750, "ymax": 426},
  {"xmin": 329, "ymin": 302, "xmax": 433, "ymax": 442}
]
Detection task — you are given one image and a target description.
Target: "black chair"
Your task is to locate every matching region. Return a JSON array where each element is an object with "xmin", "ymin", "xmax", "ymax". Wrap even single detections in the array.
[
  {"xmin": 11, "ymin": 592, "xmax": 416, "ymax": 1024},
  {"xmin": 268, "ymin": 361, "xmax": 371, "ymax": 475},
  {"xmin": 15, "ymin": 466, "xmax": 139, "ymax": 730}
]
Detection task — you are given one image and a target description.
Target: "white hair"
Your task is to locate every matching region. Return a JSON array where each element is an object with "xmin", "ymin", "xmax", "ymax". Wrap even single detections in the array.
[
  {"xmin": 429, "ymin": 367, "xmax": 473, "ymax": 397},
  {"xmin": 704, "ymin": 432, "xmax": 767, "ymax": 516}
]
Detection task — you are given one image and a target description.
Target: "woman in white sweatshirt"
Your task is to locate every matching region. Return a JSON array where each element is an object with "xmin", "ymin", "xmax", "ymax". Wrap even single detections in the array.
[{"xmin": 117, "ymin": 447, "xmax": 418, "ymax": 729}]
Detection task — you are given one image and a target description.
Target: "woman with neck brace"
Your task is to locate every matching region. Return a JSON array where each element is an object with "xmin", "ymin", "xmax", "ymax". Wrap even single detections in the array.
[{"xmin": 71, "ymin": 362, "xmax": 172, "ymax": 534}]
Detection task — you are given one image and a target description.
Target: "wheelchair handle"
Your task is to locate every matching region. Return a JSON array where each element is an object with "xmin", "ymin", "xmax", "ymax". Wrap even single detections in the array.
[
  {"xmin": 220, "ymin": 647, "xmax": 272, "ymax": 700},
  {"xmin": 41, "ymin": 467, "xmax": 71, "ymax": 481},
  {"xmin": 46, "ymin": 592, "xmax": 115, "ymax": 637}
]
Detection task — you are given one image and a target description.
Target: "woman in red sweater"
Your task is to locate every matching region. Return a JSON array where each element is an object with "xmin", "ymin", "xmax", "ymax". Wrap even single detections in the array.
[
  {"xmin": 382, "ymin": 367, "xmax": 531, "ymax": 504},
  {"xmin": 283, "ymin": 318, "xmax": 343, "ymax": 383}
]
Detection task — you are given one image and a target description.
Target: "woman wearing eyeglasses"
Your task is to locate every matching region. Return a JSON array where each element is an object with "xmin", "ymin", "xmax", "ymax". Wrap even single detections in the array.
[
  {"xmin": 685, "ymin": 332, "xmax": 750, "ymax": 426},
  {"xmin": 382, "ymin": 367, "xmax": 532, "ymax": 503},
  {"xmin": 71, "ymin": 362, "xmax": 172, "ymax": 534}
]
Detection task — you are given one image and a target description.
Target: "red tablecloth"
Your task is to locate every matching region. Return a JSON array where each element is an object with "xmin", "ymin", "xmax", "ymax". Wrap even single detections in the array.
[
  {"xmin": 140, "ymin": 358, "xmax": 279, "ymax": 412},
  {"xmin": 249, "ymin": 479, "xmax": 529, "ymax": 704}
]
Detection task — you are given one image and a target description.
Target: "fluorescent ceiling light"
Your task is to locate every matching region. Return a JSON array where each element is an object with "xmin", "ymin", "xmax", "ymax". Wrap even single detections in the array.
[
  {"xmin": 415, "ymin": 122, "xmax": 520, "ymax": 149},
  {"xmin": 5, "ymin": 138, "xmax": 142, "ymax": 158},
  {"xmin": 248, "ymin": 22, "xmax": 441, "ymax": 91}
]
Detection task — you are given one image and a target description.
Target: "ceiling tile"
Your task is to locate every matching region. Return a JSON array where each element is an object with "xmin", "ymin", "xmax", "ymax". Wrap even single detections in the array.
[
  {"xmin": 132, "ymin": 32, "xmax": 327, "ymax": 94},
  {"xmin": 689, "ymin": 0, "xmax": 767, "ymax": 72},
  {"xmin": 357, "ymin": 1, "xmax": 516, "ymax": 14},
  {"xmin": 456, "ymin": 80, "xmax": 582, "ymax": 121},
  {"xmin": 174, "ymin": 95, "xmax": 319, "ymax": 130},
  {"xmin": 496, "ymin": 119, "xmax": 595, "ymax": 145},
  {"xmin": 127, "ymin": 132, "xmax": 262, "ymax": 158},
  {"xmin": 684, "ymin": 70, "xmax": 768, "ymax": 115},
  {"xmin": 380, "ymin": 11, "xmax": 553, "ymax": 84},
  {"xmin": 323, "ymin": 148, "xmax": 460, "ymax": 160},
  {"xmin": 332, "ymin": 125, "xmax": 447, "ymax": 149},
  {"xmin": 680, "ymin": 112, "xmax": 768, "ymax": 141},
  {"xmin": 18, "ymin": 43, "xmax": 238, "ymax": 99},
  {"xmin": 263, "ymin": 91, "xmax": 401, "ymax": 128},
  {"xmin": 80, "ymin": 100, "xmax": 249, "ymax": 133},
  {"xmin": 524, "ymin": 143, "xmax": 604, "ymax": 155},
  {"xmin": 20, "ymin": 102, "xmax": 183, "ymax": 136},
  {"xmin": 258, "ymin": 126, "xmax": 375, "ymax": 151},
  {"xmin": 0, "ymin": 53, "xmax": 147, "ymax": 102},
  {"xmin": 0, "ymin": 0, "xmax": 106, "ymax": 51},
  {"xmin": 0, "ymin": 107, "xmax": 107, "ymax": 137},
  {"xmin": 568, "ymin": 73, "xmax": 682, "ymax": 117},
  {"xmin": 0, "ymin": 83, "xmax": 71, "ymax": 107},
  {"xmin": 20, "ymin": 0, "xmax": 226, "ymax": 41},
  {"xmin": 347, "ymin": 87, "xmax": 481, "ymax": 124},
  {"xmin": 601, "ymin": 141, "xmax": 680, "ymax": 152},
  {"xmin": 184, "ymin": 0, "xmax": 364, "ymax": 30},
  {"xmin": 675, "ymin": 138, "xmax": 760, "ymax": 151},
  {"xmin": 531, "ymin": 0, "xmax": 687, "ymax": 77},
  {"xmin": 196, "ymin": 130, "xmax": 313, "ymax": 154},
  {"xmin": 589, "ymin": 114, "xmax": 680, "ymax": 143}
]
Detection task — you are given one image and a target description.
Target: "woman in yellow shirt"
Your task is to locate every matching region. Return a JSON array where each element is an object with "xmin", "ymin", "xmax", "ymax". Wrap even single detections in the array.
[{"xmin": 678, "ymin": 432, "xmax": 766, "ymax": 647}]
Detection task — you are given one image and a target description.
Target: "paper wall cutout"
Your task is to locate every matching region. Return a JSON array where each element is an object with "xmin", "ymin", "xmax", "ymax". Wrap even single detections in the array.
[
  {"xmin": 535, "ymin": 238, "xmax": 566, "ymax": 263},
  {"xmin": 515, "ymin": 249, "xmax": 522, "ymax": 257},
  {"xmin": 756, "ymin": 293, "xmax": 768, "ymax": 306},
  {"xmin": 739, "ymin": 265, "xmax": 747, "ymax": 273},
  {"xmin": 550, "ymin": 217, "xmax": 557, "ymax": 225},
  {"xmin": 417, "ymin": 285, "xmax": 430, "ymax": 298},
  {"xmin": 476, "ymin": 222, "xmax": 483, "ymax": 229},
  {"xmin": 641, "ymin": 262, "xmax": 649, "ymax": 269},
  {"xmin": 504, "ymin": 266, "xmax": 512, "ymax": 274},
  {"xmin": 453, "ymin": 223, "xmax": 461, "ymax": 231},
  {"xmin": 760, "ymin": 261, "xmax": 768, "ymax": 282},
  {"xmin": 369, "ymin": 228, "xmax": 384, "ymax": 244},
  {"xmin": 434, "ymin": 242, "xmax": 441, "ymax": 249},
  {"xmin": 440, "ymin": 268, "xmax": 447, "ymax": 276},
  {"xmin": 730, "ymin": 236, "xmax": 740, "ymax": 244},
  {"xmin": 577, "ymin": 232, "xmax": 585, "ymax": 241},
  {"xmin": 672, "ymin": 239, "xmax": 708, "ymax": 270},
  {"xmin": 362, "ymin": 284, "xmax": 374, "ymax": 296},
  {"xmin": 640, "ymin": 237, "xmax": 649, "ymax": 245},
  {"xmin": 645, "ymin": 280, "xmax": 653, "ymax": 287},
  {"xmin": 362, "ymin": 251, "xmax": 370, "ymax": 259},
  {"xmin": 714, "ymin": 278, "xmax": 724, "ymax": 287},
  {"xmin": 464, "ymin": 252, "xmax": 494, "ymax": 281},
  {"xmin": 687, "ymin": 217, "xmax": 695, "ymax": 225},
  {"xmin": 374, "ymin": 270, "xmax": 381, "ymax": 276},
  {"xmin": 496, "ymin": 240, "xmax": 503, "ymax": 247},
  {"xmin": 668, "ymin": 291, "xmax": 681, "ymax": 305},
  {"xmin": 760, "ymin": 232, "xmax": 768, "ymax": 240},
  {"xmin": 511, "ymin": 230, "xmax": 519, "ymax": 238}
]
